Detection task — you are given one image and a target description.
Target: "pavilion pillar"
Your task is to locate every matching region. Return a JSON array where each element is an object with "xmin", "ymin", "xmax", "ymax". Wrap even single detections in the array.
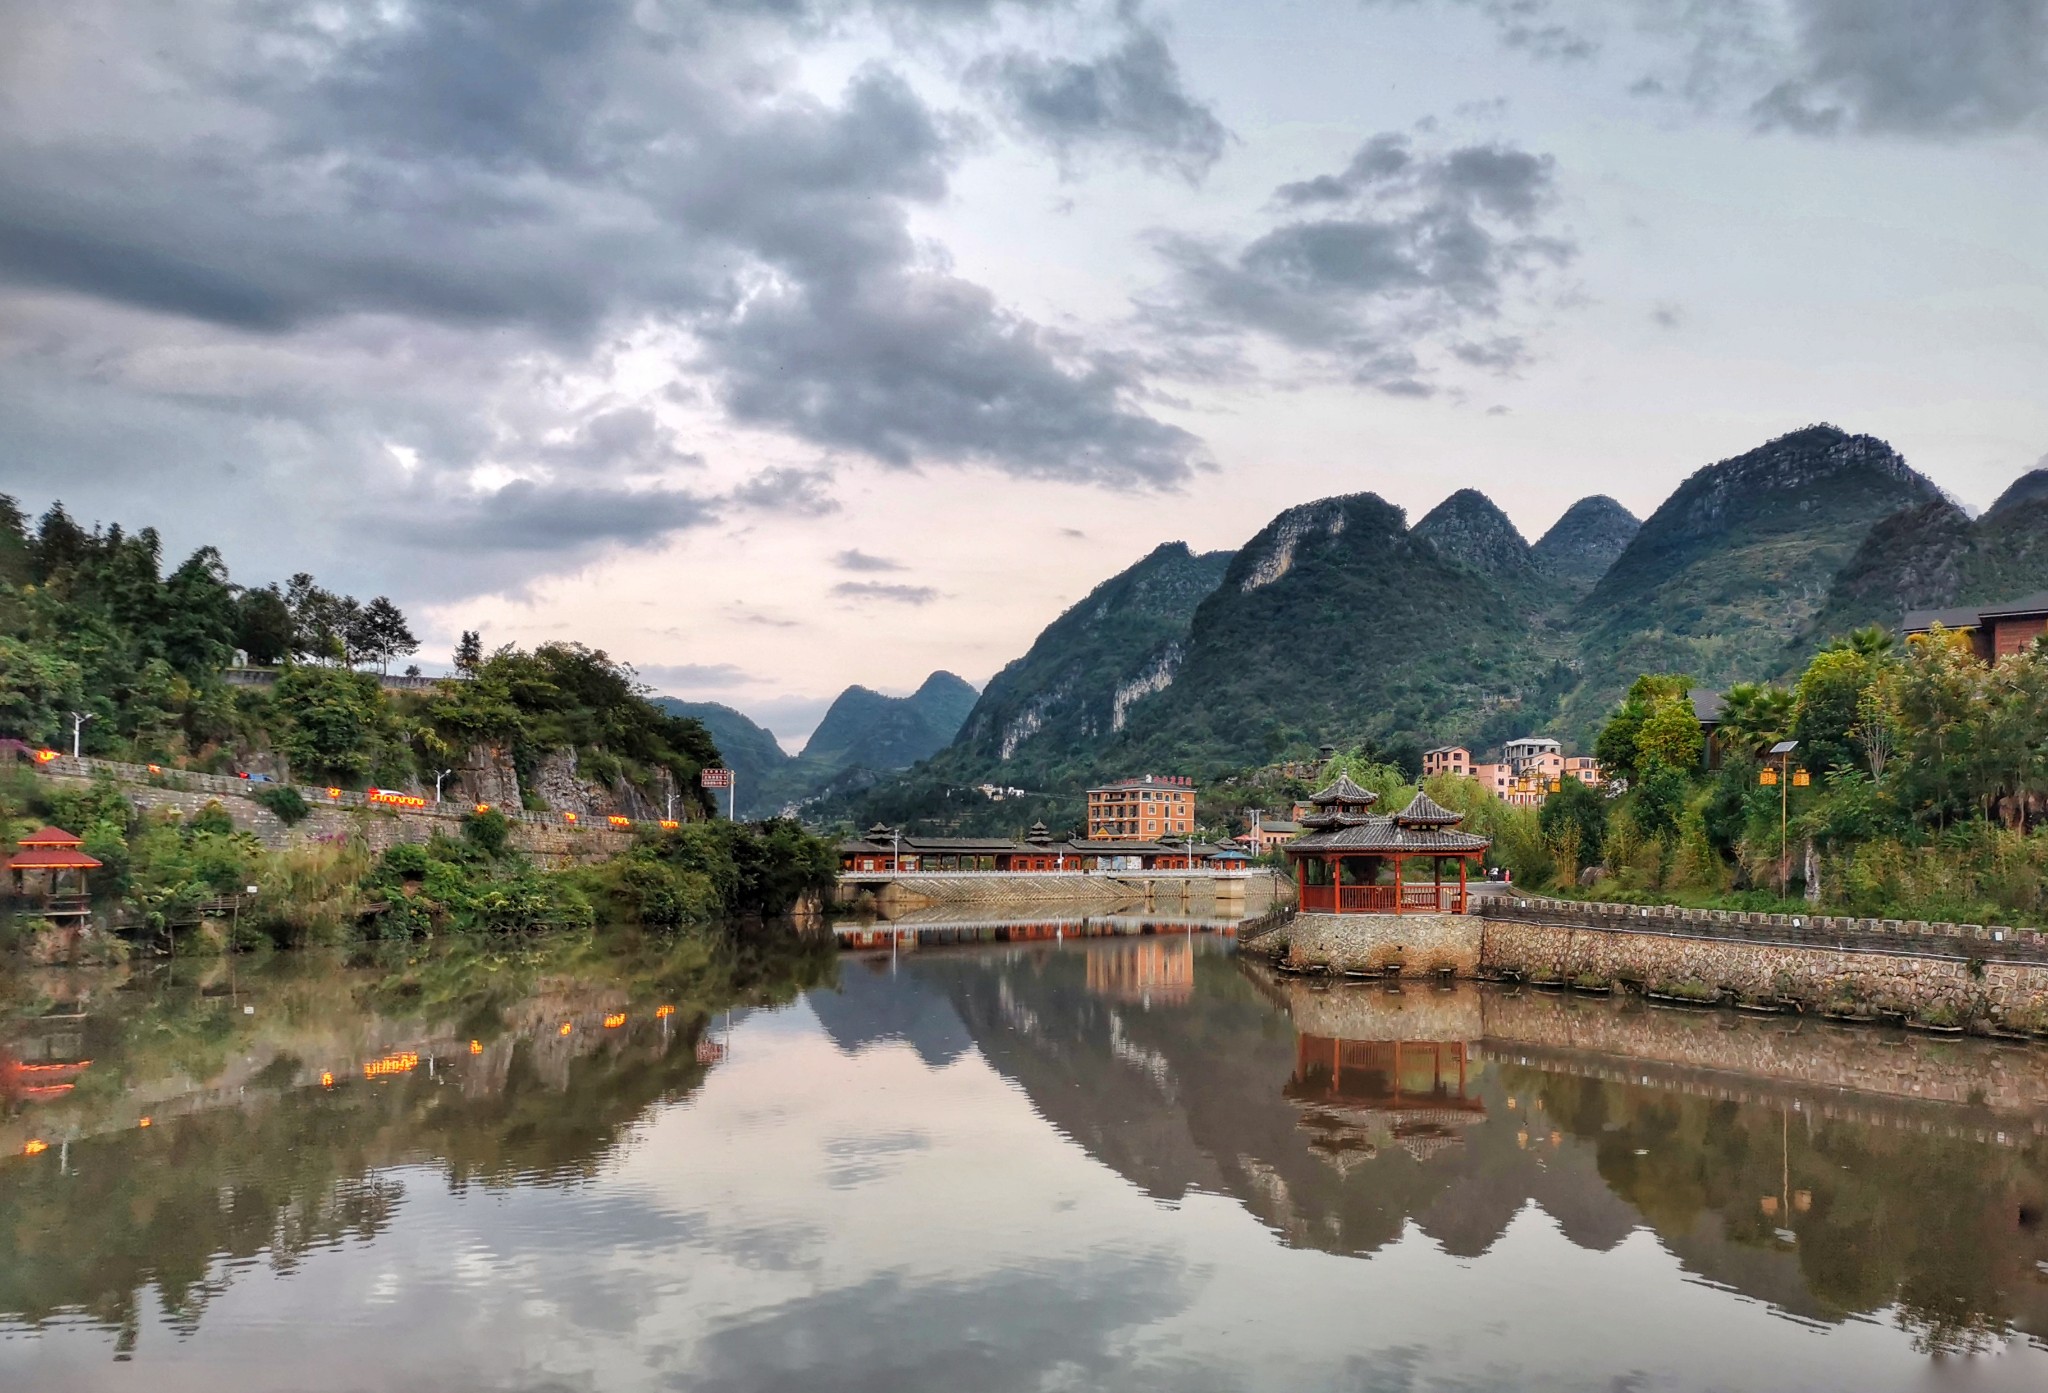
[
  {"xmin": 1295, "ymin": 857, "xmax": 1305, "ymax": 908},
  {"xmin": 1393, "ymin": 854, "xmax": 1403, "ymax": 915},
  {"xmin": 1458, "ymin": 857, "xmax": 1467, "ymax": 914},
  {"xmin": 1433, "ymin": 857, "xmax": 1442, "ymax": 912}
]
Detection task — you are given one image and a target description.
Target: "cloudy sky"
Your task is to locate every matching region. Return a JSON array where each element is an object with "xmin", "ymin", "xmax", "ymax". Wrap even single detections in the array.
[{"xmin": 3, "ymin": 0, "xmax": 2044, "ymax": 748}]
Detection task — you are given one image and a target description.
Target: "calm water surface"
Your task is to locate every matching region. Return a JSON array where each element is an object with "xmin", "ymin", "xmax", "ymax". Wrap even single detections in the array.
[{"xmin": 4, "ymin": 926, "xmax": 2048, "ymax": 1390}]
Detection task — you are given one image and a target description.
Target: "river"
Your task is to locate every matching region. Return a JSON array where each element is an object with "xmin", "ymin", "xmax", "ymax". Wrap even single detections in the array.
[{"xmin": 3, "ymin": 925, "xmax": 2046, "ymax": 1389}]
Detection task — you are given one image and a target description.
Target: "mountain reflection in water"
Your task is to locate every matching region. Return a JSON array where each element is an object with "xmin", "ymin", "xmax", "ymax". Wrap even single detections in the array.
[{"xmin": 3, "ymin": 929, "xmax": 2047, "ymax": 1391}]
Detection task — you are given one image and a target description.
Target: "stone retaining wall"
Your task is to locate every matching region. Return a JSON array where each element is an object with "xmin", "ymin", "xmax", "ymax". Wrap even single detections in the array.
[
  {"xmin": 1477, "ymin": 896, "xmax": 2048, "ymax": 1031},
  {"xmin": 1271, "ymin": 911, "xmax": 1482, "ymax": 976},
  {"xmin": 43, "ymin": 773, "xmax": 632, "ymax": 870}
]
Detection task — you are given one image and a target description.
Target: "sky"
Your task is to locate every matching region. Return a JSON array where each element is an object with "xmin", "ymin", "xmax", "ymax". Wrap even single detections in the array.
[{"xmin": 2, "ymin": 0, "xmax": 2044, "ymax": 751}]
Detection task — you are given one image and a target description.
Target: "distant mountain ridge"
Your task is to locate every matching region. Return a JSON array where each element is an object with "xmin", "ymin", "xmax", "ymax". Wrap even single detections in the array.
[
  {"xmin": 659, "ymin": 671, "xmax": 976, "ymax": 816},
  {"xmin": 811, "ymin": 424, "xmax": 2047, "ymax": 834},
  {"xmin": 801, "ymin": 672, "xmax": 978, "ymax": 772}
]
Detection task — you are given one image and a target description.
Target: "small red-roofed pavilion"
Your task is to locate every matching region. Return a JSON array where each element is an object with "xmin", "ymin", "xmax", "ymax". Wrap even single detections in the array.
[{"xmin": 5, "ymin": 826, "xmax": 99, "ymax": 919}]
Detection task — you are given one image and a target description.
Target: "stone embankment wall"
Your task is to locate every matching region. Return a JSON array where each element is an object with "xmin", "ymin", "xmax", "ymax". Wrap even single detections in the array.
[
  {"xmin": 1244, "ymin": 895, "xmax": 2048, "ymax": 1032},
  {"xmin": 1266, "ymin": 911, "xmax": 1479, "ymax": 976},
  {"xmin": 1479, "ymin": 896, "xmax": 2048, "ymax": 1030},
  {"xmin": 38, "ymin": 770, "xmax": 632, "ymax": 870}
]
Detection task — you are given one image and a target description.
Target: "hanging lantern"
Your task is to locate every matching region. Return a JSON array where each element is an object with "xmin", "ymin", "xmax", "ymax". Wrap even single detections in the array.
[
  {"xmin": 1792, "ymin": 769, "xmax": 1811, "ymax": 787},
  {"xmin": 1759, "ymin": 768, "xmax": 1779, "ymax": 786},
  {"xmin": 1548, "ymin": 779, "xmax": 1562, "ymax": 793}
]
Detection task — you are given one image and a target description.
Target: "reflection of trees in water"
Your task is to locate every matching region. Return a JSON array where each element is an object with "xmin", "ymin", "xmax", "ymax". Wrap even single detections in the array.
[
  {"xmin": 0, "ymin": 928, "xmax": 836, "ymax": 1341},
  {"xmin": 931, "ymin": 946, "xmax": 2048, "ymax": 1349},
  {"xmin": 1516, "ymin": 1067, "xmax": 2048, "ymax": 1353}
]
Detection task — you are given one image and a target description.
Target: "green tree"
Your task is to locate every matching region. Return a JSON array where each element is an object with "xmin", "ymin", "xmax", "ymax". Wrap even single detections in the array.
[
  {"xmin": 1791, "ymin": 649, "xmax": 1869, "ymax": 776},
  {"xmin": 1715, "ymin": 682, "xmax": 1793, "ymax": 763},
  {"xmin": 1539, "ymin": 776, "xmax": 1608, "ymax": 870},
  {"xmin": 235, "ymin": 585, "xmax": 295, "ymax": 666},
  {"xmin": 1594, "ymin": 674, "xmax": 1693, "ymax": 786}
]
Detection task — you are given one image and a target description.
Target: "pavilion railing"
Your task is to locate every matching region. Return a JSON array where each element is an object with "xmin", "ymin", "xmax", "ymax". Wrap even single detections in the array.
[{"xmin": 1298, "ymin": 884, "xmax": 1468, "ymax": 914}]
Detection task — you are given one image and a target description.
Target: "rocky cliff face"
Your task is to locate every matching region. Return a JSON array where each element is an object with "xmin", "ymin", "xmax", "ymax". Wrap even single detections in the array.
[
  {"xmin": 454, "ymin": 744, "xmax": 523, "ymax": 810},
  {"xmin": 942, "ymin": 541, "xmax": 1232, "ymax": 776},
  {"xmin": 1530, "ymin": 495, "xmax": 1639, "ymax": 591}
]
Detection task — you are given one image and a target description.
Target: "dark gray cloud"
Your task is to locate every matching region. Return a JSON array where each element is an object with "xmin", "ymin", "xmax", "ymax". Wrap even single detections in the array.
[
  {"xmin": 384, "ymin": 479, "xmax": 719, "ymax": 554},
  {"xmin": 1144, "ymin": 132, "xmax": 1572, "ymax": 393},
  {"xmin": 729, "ymin": 466, "xmax": 841, "ymax": 516},
  {"xmin": 833, "ymin": 549, "xmax": 907, "ymax": 571},
  {"xmin": 1752, "ymin": 0, "xmax": 2048, "ymax": 136},
  {"xmin": 971, "ymin": 21, "xmax": 1230, "ymax": 179},
  {"xmin": 831, "ymin": 580, "xmax": 942, "ymax": 603},
  {"xmin": 1368, "ymin": 0, "xmax": 2048, "ymax": 138},
  {"xmin": 0, "ymin": 0, "xmax": 1204, "ymax": 606}
]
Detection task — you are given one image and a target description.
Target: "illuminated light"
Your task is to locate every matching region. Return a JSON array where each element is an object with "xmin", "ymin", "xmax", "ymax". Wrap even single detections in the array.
[
  {"xmin": 559, "ymin": 1022, "xmax": 573, "ymax": 1036},
  {"xmin": 659, "ymin": 820, "xmax": 679, "ymax": 831},
  {"xmin": 474, "ymin": 803, "xmax": 492, "ymax": 814},
  {"xmin": 320, "ymin": 1071, "xmax": 335, "ymax": 1088},
  {"xmin": 148, "ymin": 763, "xmax": 163, "ymax": 774},
  {"xmin": 362, "ymin": 1051, "xmax": 421, "ymax": 1080},
  {"xmin": 1792, "ymin": 769, "xmax": 1811, "ymax": 787},
  {"xmin": 607, "ymin": 815, "xmax": 632, "ymax": 829},
  {"xmin": 328, "ymin": 786, "xmax": 342, "ymax": 799},
  {"xmin": 1759, "ymin": 768, "xmax": 1779, "ymax": 786},
  {"xmin": 563, "ymin": 812, "xmax": 578, "ymax": 825},
  {"xmin": 603, "ymin": 1013, "xmax": 627, "ymax": 1029},
  {"xmin": 469, "ymin": 1039, "xmax": 483, "ymax": 1055},
  {"xmin": 138, "ymin": 1117, "xmax": 153, "ymax": 1128},
  {"xmin": 1548, "ymin": 780, "xmax": 1562, "ymax": 793},
  {"xmin": 22, "ymin": 1139, "xmax": 50, "ymax": 1156},
  {"xmin": 367, "ymin": 788, "xmax": 428, "ymax": 809},
  {"xmin": 34, "ymin": 749, "xmax": 58, "ymax": 763},
  {"xmin": 654, "ymin": 1005, "xmax": 675, "ymax": 1019}
]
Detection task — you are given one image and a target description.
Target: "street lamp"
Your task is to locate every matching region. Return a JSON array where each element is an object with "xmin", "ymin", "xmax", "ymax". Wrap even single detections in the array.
[
  {"xmin": 67, "ymin": 711, "xmax": 95, "ymax": 759},
  {"xmin": 1765, "ymin": 740, "xmax": 1799, "ymax": 897},
  {"xmin": 433, "ymin": 769, "xmax": 453, "ymax": 803}
]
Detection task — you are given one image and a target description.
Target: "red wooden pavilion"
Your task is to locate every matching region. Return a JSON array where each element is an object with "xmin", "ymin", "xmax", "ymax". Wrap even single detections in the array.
[
  {"xmin": 5, "ymin": 826, "xmax": 100, "ymax": 919},
  {"xmin": 1284, "ymin": 779, "xmax": 1490, "ymax": 914}
]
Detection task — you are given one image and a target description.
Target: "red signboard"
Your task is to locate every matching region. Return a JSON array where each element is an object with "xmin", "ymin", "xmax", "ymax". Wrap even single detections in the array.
[{"xmin": 700, "ymin": 768, "xmax": 733, "ymax": 789}]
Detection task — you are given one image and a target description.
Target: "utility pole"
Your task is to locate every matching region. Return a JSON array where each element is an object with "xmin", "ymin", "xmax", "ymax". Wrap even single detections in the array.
[{"xmin": 67, "ymin": 711, "xmax": 95, "ymax": 758}]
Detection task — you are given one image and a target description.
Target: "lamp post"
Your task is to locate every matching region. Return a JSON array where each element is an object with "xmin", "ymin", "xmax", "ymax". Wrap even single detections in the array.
[
  {"xmin": 1766, "ymin": 740, "xmax": 1799, "ymax": 897},
  {"xmin": 433, "ymin": 769, "xmax": 452, "ymax": 804},
  {"xmin": 67, "ymin": 711, "xmax": 95, "ymax": 758}
]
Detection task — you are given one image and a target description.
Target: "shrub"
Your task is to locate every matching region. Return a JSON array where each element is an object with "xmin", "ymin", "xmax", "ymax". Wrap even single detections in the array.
[{"xmin": 253, "ymin": 783, "xmax": 310, "ymax": 825}]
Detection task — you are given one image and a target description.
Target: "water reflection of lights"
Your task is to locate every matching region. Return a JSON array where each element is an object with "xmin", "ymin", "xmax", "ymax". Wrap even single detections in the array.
[
  {"xmin": 603, "ymin": 1013, "xmax": 627, "ymax": 1029},
  {"xmin": 363, "ymin": 1052, "xmax": 421, "ymax": 1080}
]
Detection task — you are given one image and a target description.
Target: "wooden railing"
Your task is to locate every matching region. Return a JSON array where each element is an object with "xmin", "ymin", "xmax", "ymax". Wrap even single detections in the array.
[{"xmin": 1298, "ymin": 884, "xmax": 1468, "ymax": 914}]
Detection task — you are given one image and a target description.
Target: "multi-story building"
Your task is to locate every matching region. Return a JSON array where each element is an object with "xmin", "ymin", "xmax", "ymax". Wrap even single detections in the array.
[
  {"xmin": 1422, "ymin": 745, "xmax": 1471, "ymax": 777},
  {"xmin": 1086, "ymin": 774, "xmax": 1197, "ymax": 842},
  {"xmin": 1502, "ymin": 736, "xmax": 1563, "ymax": 777},
  {"xmin": 1240, "ymin": 809, "xmax": 1301, "ymax": 855},
  {"xmin": 1903, "ymin": 592, "xmax": 2048, "ymax": 662}
]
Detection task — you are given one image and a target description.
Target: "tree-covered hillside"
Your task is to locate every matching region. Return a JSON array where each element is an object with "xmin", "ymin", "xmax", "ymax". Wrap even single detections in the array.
[
  {"xmin": 1800, "ymin": 484, "xmax": 2048, "ymax": 649},
  {"xmin": 931, "ymin": 541, "xmax": 1234, "ymax": 786},
  {"xmin": 0, "ymin": 495, "xmax": 722, "ymax": 819},
  {"xmin": 1562, "ymin": 425, "xmax": 1944, "ymax": 736}
]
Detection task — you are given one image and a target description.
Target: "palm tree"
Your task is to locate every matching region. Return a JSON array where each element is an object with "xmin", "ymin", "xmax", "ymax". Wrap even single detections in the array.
[
  {"xmin": 1825, "ymin": 625, "xmax": 1895, "ymax": 658},
  {"xmin": 1717, "ymin": 682, "xmax": 1793, "ymax": 762}
]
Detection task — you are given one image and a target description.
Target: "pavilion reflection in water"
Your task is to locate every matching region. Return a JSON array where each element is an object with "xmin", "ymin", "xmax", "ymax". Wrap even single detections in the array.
[{"xmin": 1284, "ymin": 1032, "xmax": 1486, "ymax": 1167}]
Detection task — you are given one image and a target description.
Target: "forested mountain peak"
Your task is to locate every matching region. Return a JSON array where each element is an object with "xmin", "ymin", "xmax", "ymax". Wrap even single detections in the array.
[
  {"xmin": 800, "ymin": 674, "xmax": 976, "ymax": 772},
  {"xmin": 1530, "ymin": 495, "xmax": 1639, "ymax": 590},
  {"xmin": 1413, "ymin": 489, "xmax": 1532, "ymax": 578},
  {"xmin": 1564, "ymin": 426, "xmax": 1944, "ymax": 734},
  {"xmin": 1987, "ymin": 467, "xmax": 2048, "ymax": 518}
]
